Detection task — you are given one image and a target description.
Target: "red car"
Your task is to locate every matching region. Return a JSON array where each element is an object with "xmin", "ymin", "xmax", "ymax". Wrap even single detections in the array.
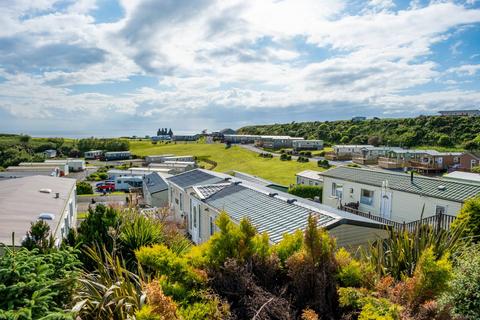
[{"xmin": 96, "ymin": 182, "xmax": 115, "ymax": 192}]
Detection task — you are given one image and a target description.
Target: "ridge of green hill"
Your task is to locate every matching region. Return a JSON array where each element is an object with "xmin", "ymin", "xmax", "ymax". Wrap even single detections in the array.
[{"xmin": 237, "ymin": 115, "xmax": 480, "ymax": 149}]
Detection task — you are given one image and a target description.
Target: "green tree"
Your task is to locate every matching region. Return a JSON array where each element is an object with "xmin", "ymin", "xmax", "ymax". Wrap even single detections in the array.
[
  {"xmin": 76, "ymin": 181, "xmax": 93, "ymax": 195},
  {"xmin": 451, "ymin": 196, "xmax": 480, "ymax": 242},
  {"xmin": 21, "ymin": 220, "xmax": 54, "ymax": 252}
]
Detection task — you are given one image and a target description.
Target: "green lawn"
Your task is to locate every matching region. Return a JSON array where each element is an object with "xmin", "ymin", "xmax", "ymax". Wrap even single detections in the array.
[{"xmin": 130, "ymin": 141, "xmax": 323, "ymax": 185}]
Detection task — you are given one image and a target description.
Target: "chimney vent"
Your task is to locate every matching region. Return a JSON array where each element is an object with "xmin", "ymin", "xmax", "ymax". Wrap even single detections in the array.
[
  {"xmin": 55, "ymin": 192, "xmax": 60, "ymax": 199},
  {"xmin": 410, "ymin": 171, "xmax": 414, "ymax": 183}
]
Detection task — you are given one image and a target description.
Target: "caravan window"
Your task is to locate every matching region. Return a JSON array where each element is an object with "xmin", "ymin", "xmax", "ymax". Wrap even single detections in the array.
[
  {"xmin": 360, "ymin": 189, "xmax": 374, "ymax": 206},
  {"xmin": 210, "ymin": 216, "xmax": 215, "ymax": 236},
  {"xmin": 332, "ymin": 182, "xmax": 343, "ymax": 198}
]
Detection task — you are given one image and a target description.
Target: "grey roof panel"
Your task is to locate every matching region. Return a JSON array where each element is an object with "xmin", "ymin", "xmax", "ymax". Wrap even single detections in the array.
[
  {"xmin": 320, "ymin": 167, "xmax": 480, "ymax": 203},
  {"xmin": 167, "ymin": 169, "xmax": 225, "ymax": 189},
  {"xmin": 205, "ymin": 184, "xmax": 336, "ymax": 243},
  {"xmin": 143, "ymin": 172, "xmax": 168, "ymax": 194}
]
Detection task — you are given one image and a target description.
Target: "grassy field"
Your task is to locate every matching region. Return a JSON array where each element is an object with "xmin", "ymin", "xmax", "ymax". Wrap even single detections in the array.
[{"xmin": 129, "ymin": 141, "xmax": 323, "ymax": 185}]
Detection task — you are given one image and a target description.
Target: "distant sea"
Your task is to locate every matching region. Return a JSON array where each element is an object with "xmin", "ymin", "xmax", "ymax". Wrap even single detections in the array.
[{"xmin": 3, "ymin": 129, "xmax": 200, "ymax": 139}]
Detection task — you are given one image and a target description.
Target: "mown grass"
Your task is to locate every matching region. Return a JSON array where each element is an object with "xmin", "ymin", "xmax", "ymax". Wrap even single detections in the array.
[{"xmin": 129, "ymin": 141, "xmax": 323, "ymax": 185}]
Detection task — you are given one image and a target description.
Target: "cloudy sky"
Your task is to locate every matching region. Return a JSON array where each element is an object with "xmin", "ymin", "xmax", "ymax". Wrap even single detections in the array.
[{"xmin": 1, "ymin": 0, "xmax": 480, "ymax": 137}]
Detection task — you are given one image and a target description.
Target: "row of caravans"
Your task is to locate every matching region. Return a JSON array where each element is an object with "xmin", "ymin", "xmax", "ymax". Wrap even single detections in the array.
[{"xmin": 84, "ymin": 150, "xmax": 131, "ymax": 161}]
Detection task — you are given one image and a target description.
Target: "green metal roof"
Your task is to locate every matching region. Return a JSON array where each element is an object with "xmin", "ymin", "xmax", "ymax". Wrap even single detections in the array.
[{"xmin": 320, "ymin": 167, "xmax": 480, "ymax": 203}]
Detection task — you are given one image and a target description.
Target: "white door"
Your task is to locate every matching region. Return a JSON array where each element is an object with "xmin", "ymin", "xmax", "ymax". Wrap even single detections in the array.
[
  {"xmin": 380, "ymin": 191, "xmax": 392, "ymax": 219},
  {"xmin": 190, "ymin": 199, "xmax": 201, "ymax": 243}
]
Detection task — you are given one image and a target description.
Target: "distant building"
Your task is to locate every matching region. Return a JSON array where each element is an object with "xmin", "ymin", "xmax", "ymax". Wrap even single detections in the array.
[
  {"xmin": 320, "ymin": 166, "xmax": 480, "ymax": 224},
  {"xmin": 104, "ymin": 151, "xmax": 131, "ymax": 161},
  {"xmin": 151, "ymin": 135, "xmax": 172, "ymax": 142},
  {"xmin": 296, "ymin": 170, "xmax": 323, "ymax": 186},
  {"xmin": 149, "ymin": 161, "xmax": 197, "ymax": 174},
  {"xmin": 293, "ymin": 140, "xmax": 323, "ymax": 151},
  {"xmin": 458, "ymin": 152, "xmax": 480, "ymax": 171},
  {"xmin": 439, "ymin": 110, "xmax": 480, "ymax": 116},
  {"xmin": 43, "ymin": 149, "xmax": 57, "ymax": 158},
  {"xmin": 0, "ymin": 176, "xmax": 77, "ymax": 247},
  {"xmin": 352, "ymin": 116, "xmax": 367, "ymax": 122},
  {"xmin": 18, "ymin": 162, "xmax": 69, "ymax": 176},
  {"xmin": 84, "ymin": 150, "xmax": 103, "ymax": 160},
  {"xmin": 172, "ymin": 134, "xmax": 198, "ymax": 141},
  {"xmin": 5, "ymin": 166, "xmax": 62, "ymax": 177},
  {"xmin": 444, "ymin": 171, "xmax": 480, "ymax": 184},
  {"xmin": 325, "ymin": 145, "xmax": 374, "ymax": 161},
  {"xmin": 45, "ymin": 159, "xmax": 86, "ymax": 172}
]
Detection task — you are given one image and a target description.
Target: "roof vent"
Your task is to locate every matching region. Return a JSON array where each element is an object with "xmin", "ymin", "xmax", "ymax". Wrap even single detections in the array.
[
  {"xmin": 224, "ymin": 177, "xmax": 232, "ymax": 181},
  {"xmin": 39, "ymin": 213, "xmax": 55, "ymax": 220},
  {"xmin": 268, "ymin": 192, "xmax": 278, "ymax": 197},
  {"xmin": 234, "ymin": 181, "xmax": 242, "ymax": 185},
  {"xmin": 39, "ymin": 188, "xmax": 52, "ymax": 194},
  {"xmin": 287, "ymin": 199, "xmax": 297, "ymax": 204},
  {"xmin": 437, "ymin": 185, "xmax": 446, "ymax": 191}
]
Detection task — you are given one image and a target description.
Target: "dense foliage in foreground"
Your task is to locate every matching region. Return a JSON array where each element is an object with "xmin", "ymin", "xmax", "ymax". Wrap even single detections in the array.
[
  {"xmin": 237, "ymin": 115, "xmax": 480, "ymax": 148},
  {"xmin": 2, "ymin": 202, "xmax": 480, "ymax": 319}
]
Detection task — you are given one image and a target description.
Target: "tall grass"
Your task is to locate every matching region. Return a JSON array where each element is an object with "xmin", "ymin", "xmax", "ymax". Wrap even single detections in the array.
[
  {"xmin": 72, "ymin": 246, "xmax": 145, "ymax": 320},
  {"xmin": 362, "ymin": 214, "xmax": 467, "ymax": 279}
]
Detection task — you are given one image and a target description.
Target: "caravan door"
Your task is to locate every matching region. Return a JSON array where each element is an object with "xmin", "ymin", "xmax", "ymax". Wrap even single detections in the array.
[
  {"xmin": 380, "ymin": 191, "xmax": 392, "ymax": 219},
  {"xmin": 190, "ymin": 199, "xmax": 201, "ymax": 243}
]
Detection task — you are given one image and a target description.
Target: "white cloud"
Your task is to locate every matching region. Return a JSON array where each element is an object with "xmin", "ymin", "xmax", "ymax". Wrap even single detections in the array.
[{"xmin": 0, "ymin": 0, "xmax": 480, "ymax": 134}]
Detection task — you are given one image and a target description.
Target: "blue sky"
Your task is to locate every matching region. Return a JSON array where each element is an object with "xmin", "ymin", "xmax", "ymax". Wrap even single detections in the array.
[{"xmin": 0, "ymin": 0, "xmax": 480, "ymax": 137}]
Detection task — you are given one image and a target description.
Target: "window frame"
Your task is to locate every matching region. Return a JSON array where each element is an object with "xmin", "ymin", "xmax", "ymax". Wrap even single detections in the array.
[{"xmin": 360, "ymin": 189, "xmax": 374, "ymax": 206}]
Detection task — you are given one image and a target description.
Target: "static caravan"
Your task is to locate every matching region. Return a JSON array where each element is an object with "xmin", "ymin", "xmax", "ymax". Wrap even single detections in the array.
[
  {"xmin": 145, "ymin": 154, "xmax": 175, "ymax": 164},
  {"xmin": 43, "ymin": 149, "xmax": 57, "ymax": 158},
  {"xmin": 45, "ymin": 159, "xmax": 86, "ymax": 172},
  {"xmin": 18, "ymin": 162, "xmax": 69, "ymax": 176},
  {"xmin": 293, "ymin": 140, "xmax": 324, "ymax": 151},
  {"xmin": 104, "ymin": 151, "xmax": 131, "ymax": 161},
  {"xmin": 84, "ymin": 150, "xmax": 103, "ymax": 160},
  {"xmin": 114, "ymin": 176, "xmax": 143, "ymax": 191}
]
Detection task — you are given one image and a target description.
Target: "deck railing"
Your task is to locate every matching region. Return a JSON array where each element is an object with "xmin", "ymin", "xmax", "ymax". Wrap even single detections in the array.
[{"xmin": 339, "ymin": 205, "xmax": 456, "ymax": 233}]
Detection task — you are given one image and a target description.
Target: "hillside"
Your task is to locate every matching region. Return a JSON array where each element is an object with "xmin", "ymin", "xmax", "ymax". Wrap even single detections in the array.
[{"xmin": 237, "ymin": 116, "xmax": 480, "ymax": 148}]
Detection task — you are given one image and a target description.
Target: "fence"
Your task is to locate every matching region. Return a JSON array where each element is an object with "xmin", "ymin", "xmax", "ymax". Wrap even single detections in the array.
[{"xmin": 339, "ymin": 205, "xmax": 456, "ymax": 233}]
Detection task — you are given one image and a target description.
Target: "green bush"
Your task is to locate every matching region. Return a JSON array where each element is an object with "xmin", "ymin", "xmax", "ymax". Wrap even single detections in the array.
[
  {"xmin": 0, "ymin": 247, "xmax": 80, "ymax": 319},
  {"xmin": 76, "ymin": 181, "xmax": 93, "ymax": 195},
  {"xmin": 274, "ymin": 229, "xmax": 304, "ymax": 265},
  {"xmin": 440, "ymin": 245, "xmax": 480, "ymax": 318},
  {"xmin": 335, "ymin": 248, "xmax": 363, "ymax": 287},
  {"xmin": 358, "ymin": 297, "xmax": 401, "ymax": 320},
  {"xmin": 97, "ymin": 172, "xmax": 108, "ymax": 180},
  {"xmin": 451, "ymin": 196, "xmax": 480, "ymax": 242},
  {"xmin": 288, "ymin": 185, "xmax": 322, "ymax": 202}
]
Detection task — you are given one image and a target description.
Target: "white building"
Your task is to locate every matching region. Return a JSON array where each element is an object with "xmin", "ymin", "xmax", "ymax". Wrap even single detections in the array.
[
  {"xmin": 145, "ymin": 154, "xmax": 175, "ymax": 164},
  {"xmin": 326, "ymin": 145, "xmax": 374, "ymax": 161},
  {"xmin": 45, "ymin": 159, "xmax": 86, "ymax": 172},
  {"xmin": 0, "ymin": 176, "xmax": 77, "ymax": 247},
  {"xmin": 167, "ymin": 169, "xmax": 387, "ymax": 248},
  {"xmin": 18, "ymin": 162, "xmax": 69, "ymax": 176},
  {"xmin": 444, "ymin": 171, "xmax": 480, "ymax": 184},
  {"xmin": 149, "ymin": 161, "xmax": 196, "ymax": 174},
  {"xmin": 292, "ymin": 140, "xmax": 324, "ymax": 151},
  {"xmin": 320, "ymin": 167, "xmax": 480, "ymax": 223},
  {"xmin": 296, "ymin": 170, "xmax": 324, "ymax": 186}
]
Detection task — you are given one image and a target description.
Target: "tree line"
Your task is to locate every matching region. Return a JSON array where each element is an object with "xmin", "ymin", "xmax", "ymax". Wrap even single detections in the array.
[{"xmin": 237, "ymin": 115, "xmax": 480, "ymax": 148}]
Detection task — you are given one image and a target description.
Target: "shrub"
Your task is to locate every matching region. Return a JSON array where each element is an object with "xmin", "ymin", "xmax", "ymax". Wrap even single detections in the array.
[
  {"xmin": 76, "ymin": 181, "xmax": 93, "ymax": 195},
  {"xmin": 451, "ymin": 196, "xmax": 480, "ymax": 242},
  {"xmin": 358, "ymin": 297, "xmax": 401, "ymax": 320},
  {"xmin": 97, "ymin": 172, "xmax": 108, "ymax": 180},
  {"xmin": 286, "ymin": 215, "xmax": 338, "ymax": 317},
  {"xmin": 21, "ymin": 220, "xmax": 54, "ymax": 252},
  {"xmin": 0, "ymin": 247, "xmax": 80, "ymax": 319},
  {"xmin": 335, "ymin": 248, "xmax": 363, "ymax": 287},
  {"xmin": 408, "ymin": 247, "xmax": 452, "ymax": 307},
  {"xmin": 288, "ymin": 185, "xmax": 322, "ymax": 202},
  {"xmin": 317, "ymin": 159, "xmax": 330, "ymax": 168},
  {"xmin": 273, "ymin": 229, "xmax": 304, "ymax": 265},
  {"xmin": 138, "ymin": 280, "xmax": 179, "ymax": 320},
  {"xmin": 72, "ymin": 246, "xmax": 143, "ymax": 319},
  {"xmin": 440, "ymin": 245, "xmax": 480, "ymax": 318}
]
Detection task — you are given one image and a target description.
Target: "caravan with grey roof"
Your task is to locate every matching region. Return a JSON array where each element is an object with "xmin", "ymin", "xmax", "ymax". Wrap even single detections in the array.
[{"xmin": 167, "ymin": 169, "xmax": 387, "ymax": 249}]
